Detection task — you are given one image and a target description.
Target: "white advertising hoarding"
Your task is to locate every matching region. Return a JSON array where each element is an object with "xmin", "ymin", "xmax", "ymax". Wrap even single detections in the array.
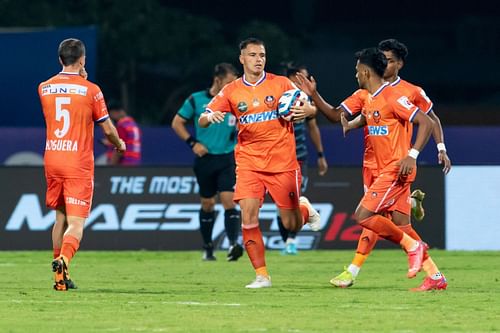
[{"xmin": 446, "ymin": 166, "xmax": 500, "ymax": 250}]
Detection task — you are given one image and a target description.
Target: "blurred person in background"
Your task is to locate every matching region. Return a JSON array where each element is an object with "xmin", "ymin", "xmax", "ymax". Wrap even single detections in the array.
[
  {"xmin": 277, "ymin": 62, "xmax": 328, "ymax": 255},
  {"xmin": 171, "ymin": 63, "xmax": 244, "ymax": 262},
  {"xmin": 104, "ymin": 101, "xmax": 141, "ymax": 166}
]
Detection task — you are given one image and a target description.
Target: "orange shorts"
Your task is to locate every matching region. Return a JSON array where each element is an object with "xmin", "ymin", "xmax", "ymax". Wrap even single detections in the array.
[
  {"xmin": 234, "ymin": 168, "xmax": 301, "ymax": 209},
  {"xmin": 360, "ymin": 171, "xmax": 411, "ymax": 215},
  {"xmin": 45, "ymin": 177, "xmax": 94, "ymax": 218},
  {"xmin": 362, "ymin": 167, "xmax": 378, "ymax": 192}
]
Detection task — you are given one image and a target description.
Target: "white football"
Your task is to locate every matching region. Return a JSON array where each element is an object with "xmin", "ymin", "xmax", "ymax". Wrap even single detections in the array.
[{"xmin": 278, "ymin": 89, "xmax": 308, "ymax": 121}]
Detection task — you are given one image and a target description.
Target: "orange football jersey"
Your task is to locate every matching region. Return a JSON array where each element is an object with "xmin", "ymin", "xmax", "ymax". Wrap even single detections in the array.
[
  {"xmin": 390, "ymin": 76, "xmax": 433, "ymax": 144},
  {"xmin": 39, "ymin": 72, "xmax": 109, "ymax": 178},
  {"xmin": 361, "ymin": 83, "xmax": 420, "ymax": 181},
  {"xmin": 390, "ymin": 77, "xmax": 433, "ymax": 113},
  {"xmin": 340, "ymin": 89, "xmax": 377, "ymax": 171},
  {"xmin": 206, "ymin": 72, "xmax": 299, "ymax": 172},
  {"xmin": 341, "ymin": 77, "xmax": 433, "ymax": 171}
]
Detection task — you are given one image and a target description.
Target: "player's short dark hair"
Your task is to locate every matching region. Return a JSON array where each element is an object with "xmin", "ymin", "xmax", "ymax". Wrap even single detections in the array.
[
  {"xmin": 58, "ymin": 38, "xmax": 86, "ymax": 66},
  {"xmin": 239, "ymin": 37, "xmax": 265, "ymax": 51},
  {"xmin": 284, "ymin": 62, "xmax": 310, "ymax": 79},
  {"xmin": 378, "ymin": 38, "xmax": 409, "ymax": 62},
  {"xmin": 355, "ymin": 47, "xmax": 388, "ymax": 78},
  {"xmin": 214, "ymin": 63, "xmax": 238, "ymax": 78}
]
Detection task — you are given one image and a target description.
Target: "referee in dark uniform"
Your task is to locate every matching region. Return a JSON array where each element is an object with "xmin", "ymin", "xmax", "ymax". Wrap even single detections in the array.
[{"xmin": 171, "ymin": 63, "xmax": 243, "ymax": 261}]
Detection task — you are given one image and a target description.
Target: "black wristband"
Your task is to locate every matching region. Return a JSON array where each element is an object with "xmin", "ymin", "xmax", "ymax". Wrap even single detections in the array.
[
  {"xmin": 317, "ymin": 152, "xmax": 324, "ymax": 158},
  {"xmin": 185, "ymin": 136, "xmax": 197, "ymax": 148}
]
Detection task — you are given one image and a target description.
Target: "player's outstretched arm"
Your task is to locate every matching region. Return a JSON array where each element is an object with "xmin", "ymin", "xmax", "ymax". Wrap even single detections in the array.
[
  {"xmin": 427, "ymin": 110, "xmax": 451, "ymax": 174},
  {"xmin": 341, "ymin": 113, "xmax": 365, "ymax": 137},
  {"xmin": 198, "ymin": 111, "xmax": 224, "ymax": 128},
  {"xmin": 294, "ymin": 72, "xmax": 343, "ymax": 123},
  {"xmin": 398, "ymin": 111, "xmax": 434, "ymax": 177},
  {"xmin": 99, "ymin": 118, "xmax": 126, "ymax": 153}
]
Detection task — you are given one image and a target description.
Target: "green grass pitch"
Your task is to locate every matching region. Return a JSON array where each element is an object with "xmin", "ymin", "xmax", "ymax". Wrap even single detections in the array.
[{"xmin": 0, "ymin": 250, "xmax": 499, "ymax": 333}]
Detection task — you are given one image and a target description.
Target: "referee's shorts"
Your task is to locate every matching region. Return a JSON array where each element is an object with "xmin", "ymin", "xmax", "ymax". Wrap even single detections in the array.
[{"xmin": 193, "ymin": 152, "xmax": 236, "ymax": 198}]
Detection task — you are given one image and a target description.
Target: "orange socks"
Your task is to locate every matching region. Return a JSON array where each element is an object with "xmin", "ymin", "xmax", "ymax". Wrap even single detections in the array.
[
  {"xmin": 398, "ymin": 224, "xmax": 421, "ymax": 241},
  {"xmin": 400, "ymin": 233, "xmax": 419, "ymax": 252},
  {"xmin": 359, "ymin": 215, "xmax": 404, "ymax": 244},
  {"xmin": 422, "ymin": 257, "xmax": 439, "ymax": 276},
  {"xmin": 352, "ymin": 253, "xmax": 368, "ymax": 267},
  {"xmin": 60, "ymin": 235, "xmax": 80, "ymax": 265},
  {"xmin": 355, "ymin": 228, "xmax": 379, "ymax": 256},
  {"xmin": 398, "ymin": 224, "xmax": 429, "ymax": 260},
  {"xmin": 300, "ymin": 204, "xmax": 309, "ymax": 225},
  {"xmin": 242, "ymin": 224, "xmax": 268, "ymax": 277},
  {"xmin": 53, "ymin": 248, "xmax": 61, "ymax": 259}
]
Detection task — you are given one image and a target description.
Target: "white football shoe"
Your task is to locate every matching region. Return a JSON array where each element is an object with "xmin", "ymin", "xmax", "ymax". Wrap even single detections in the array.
[
  {"xmin": 245, "ymin": 275, "xmax": 272, "ymax": 289},
  {"xmin": 299, "ymin": 196, "xmax": 321, "ymax": 231}
]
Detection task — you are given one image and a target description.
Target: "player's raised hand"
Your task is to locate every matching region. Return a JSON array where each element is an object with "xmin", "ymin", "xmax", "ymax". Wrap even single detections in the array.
[
  {"xmin": 438, "ymin": 151, "xmax": 451, "ymax": 174},
  {"xmin": 294, "ymin": 72, "xmax": 317, "ymax": 97}
]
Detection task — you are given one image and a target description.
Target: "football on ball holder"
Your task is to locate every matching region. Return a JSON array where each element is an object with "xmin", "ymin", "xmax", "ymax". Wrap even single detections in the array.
[{"xmin": 278, "ymin": 89, "xmax": 308, "ymax": 121}]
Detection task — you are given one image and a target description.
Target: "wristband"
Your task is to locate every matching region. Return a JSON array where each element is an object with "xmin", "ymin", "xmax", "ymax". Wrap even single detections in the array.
[
  {"xmin": 317, "ymin": 152, "xmax": 324, "ymax": 158},
  {"xmin": 185, "ymin": 136, "xmax": 197, "ymax": 148},
  {"xmin": 437, "ymin": 143, "xmax": 446, "ymax": 152},
  {"xmin": 408, "ymin": 148, "xmax": 419, "ymax": 159}
]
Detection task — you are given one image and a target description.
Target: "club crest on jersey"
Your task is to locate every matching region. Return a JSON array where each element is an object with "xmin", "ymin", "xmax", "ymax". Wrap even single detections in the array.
[
  {"xmin": 264, "ymin": 95, "xmax": 276, "ymax": 108},
  {"xmin": 373, "ymin": 110, "xmax": 381, "ymax": 123},
  {"xmin": 237, "ymin": 101, "xmax": 248, "ymax": 113}
]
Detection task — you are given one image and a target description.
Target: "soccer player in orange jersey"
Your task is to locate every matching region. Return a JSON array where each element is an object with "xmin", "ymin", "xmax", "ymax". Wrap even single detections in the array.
[
  {"xmin": 331, "ymin": 39, "xmax": 450, "ymax": 291},
  {"xmin": 299, "ymin": 47, "xmax": 436, "ymax": 283},
  {"xmin": 349, "ymin": 47, "xmax": 438, "ymax": 282},
  {"xmin": 295, "ymin": 43, "xmax": 449, "ymax": 291},
  {"xmin": 199, "ymin": 38, "xmax": 321, "ymax": 288},
  {"xmin": 39, "ymin": 38, "xmax": 125, "ymax": 291}
]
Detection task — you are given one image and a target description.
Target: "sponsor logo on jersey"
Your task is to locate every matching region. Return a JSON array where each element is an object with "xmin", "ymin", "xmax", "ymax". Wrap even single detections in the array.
[
  {"xmin": 237, "ymin": 101, "xmax": 248, "ymax": 113},
  {"xmin": 368, "ymin": 125, "xmax": 388, "ymax": 136},
  {"xmin": 41, "ymin": 84, "xmax": 88, "ymax": 96},
  {"xmin": 239, "ymin": 110, "xmax": 278, "ymax": 124}
]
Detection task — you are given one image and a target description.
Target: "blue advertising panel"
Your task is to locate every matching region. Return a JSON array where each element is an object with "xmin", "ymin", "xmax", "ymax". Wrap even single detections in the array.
[{"xmin": 0, "ymin": 26, "xmax": 97, "ymax": 126}]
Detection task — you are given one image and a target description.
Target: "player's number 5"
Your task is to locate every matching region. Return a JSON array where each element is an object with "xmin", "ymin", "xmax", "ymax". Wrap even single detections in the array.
[{"xmin": 54, "ymin": 97, "xmax": 71, "ymax": 138}]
